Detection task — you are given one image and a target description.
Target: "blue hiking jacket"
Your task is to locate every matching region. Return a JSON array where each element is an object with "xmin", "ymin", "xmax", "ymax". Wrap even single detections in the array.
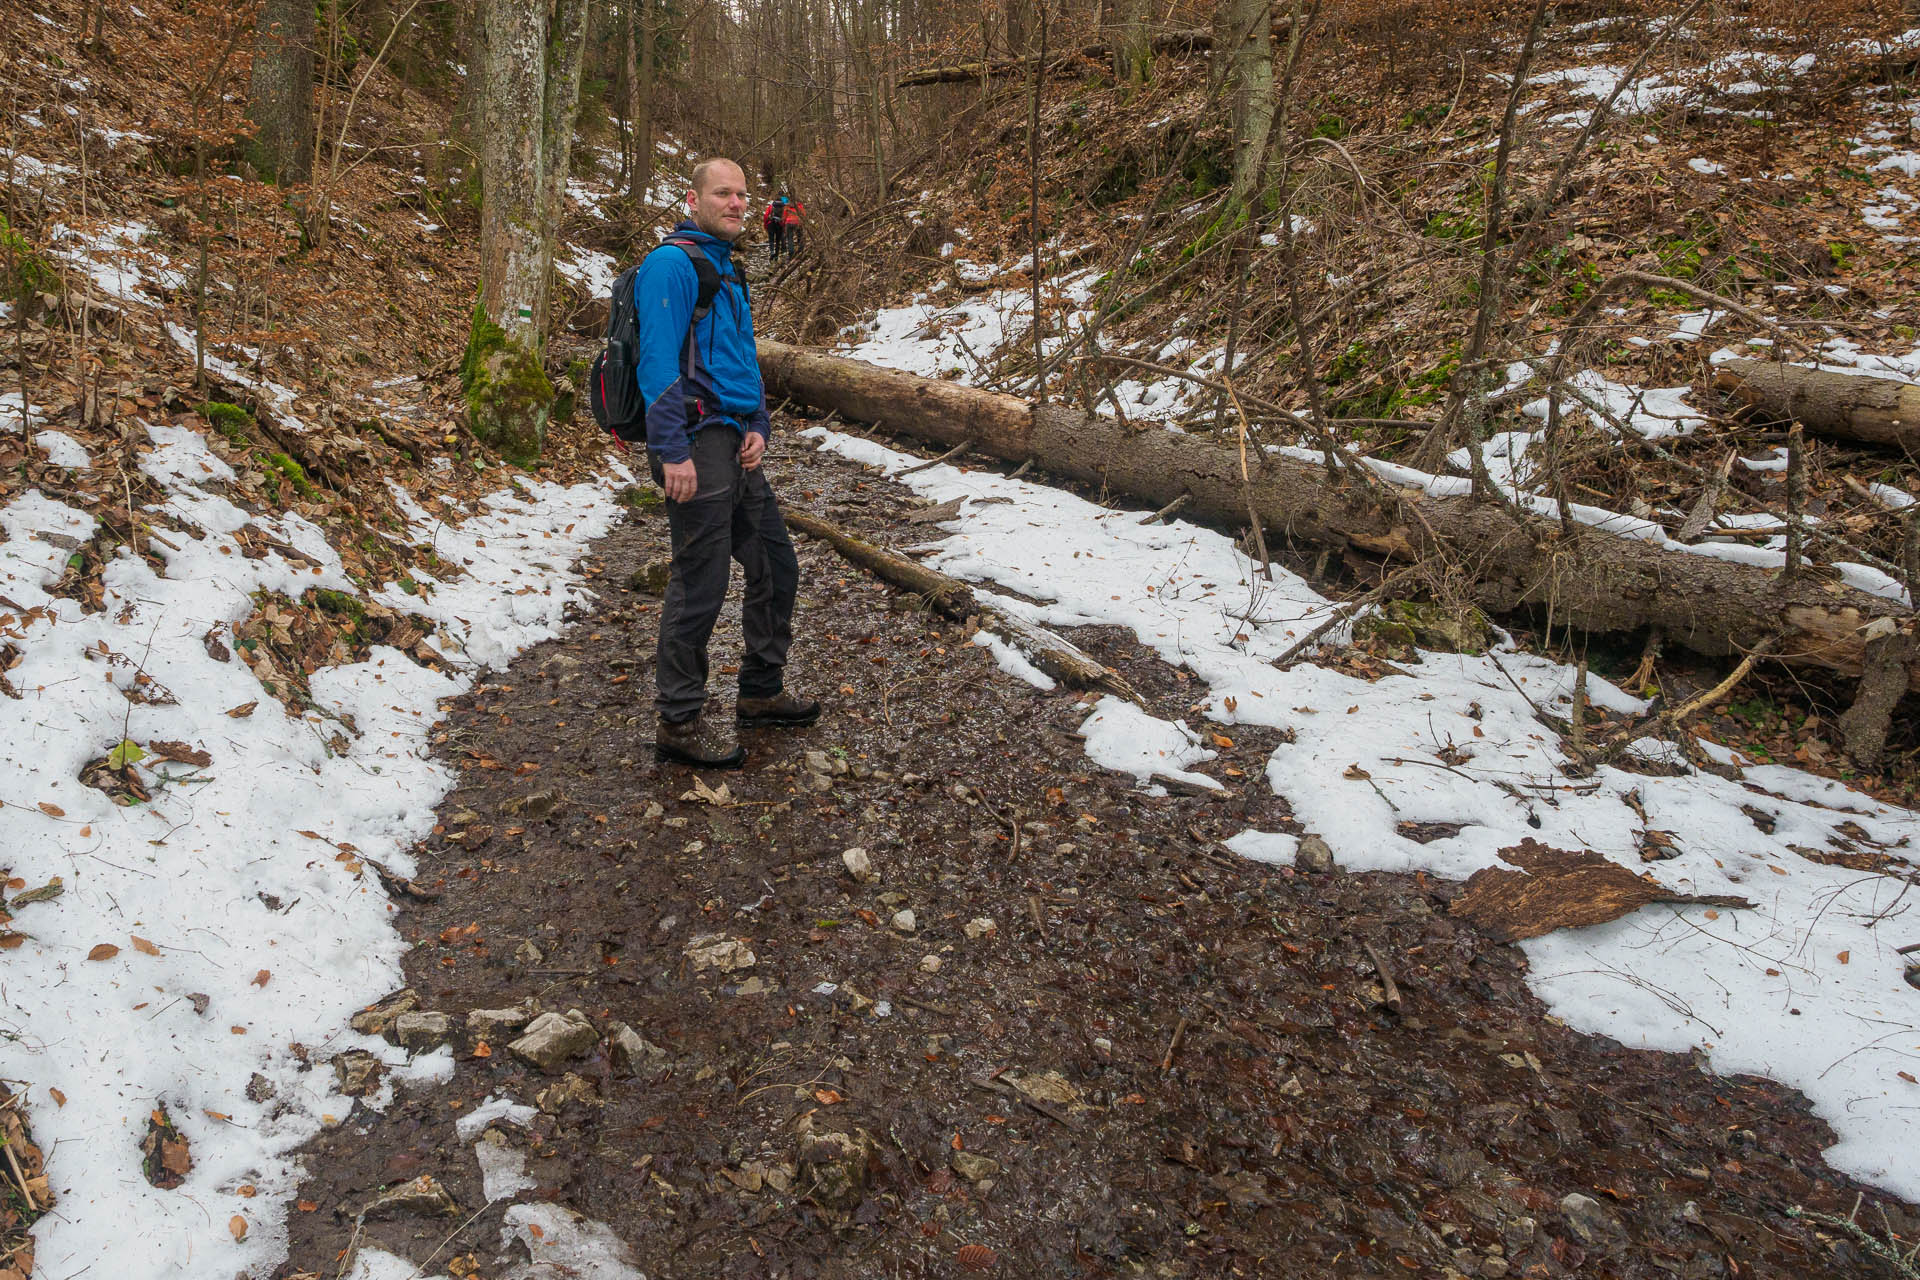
[{"xmin": 634, "ymin": 222, "xmax": 770, "ymax": 464}]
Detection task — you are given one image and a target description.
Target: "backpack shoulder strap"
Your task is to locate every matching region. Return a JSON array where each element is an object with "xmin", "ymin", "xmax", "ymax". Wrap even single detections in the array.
[{"xmin": 662, "ymin": 237, "xmax": 721, "ymax": 323}]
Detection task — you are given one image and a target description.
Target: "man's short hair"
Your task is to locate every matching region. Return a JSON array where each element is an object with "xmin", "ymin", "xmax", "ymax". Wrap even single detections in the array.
[{"xmin": 690, "ymin": 158, "xmax": 743, "ymax": 194}]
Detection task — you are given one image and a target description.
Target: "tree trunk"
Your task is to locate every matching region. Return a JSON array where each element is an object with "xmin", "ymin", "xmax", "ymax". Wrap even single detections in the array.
[
  {"xmin": 538, "ymin": 0, "xmax": 591, "ymax": 328},
  {"xmin": 757, "ymin": 339, "xmax": 1918, "ymax": 689},
  {"xmin": 626, "ymin": 0, "xmax": 656, "ymax": 209},
  {"xmin": 455, "ymin": 0, "xmax": 487, "ymax": 182},
  {"xmin": 469, "ymin": 0, "xmax": 588, "ymax": 462},
  {"xmin": 246, "ymin": 0, "xmax": 315, "ymax": 184},
  {"xmin": 1221, "ymin": 0, "xmax": 1275, "ymax": 204},
  {"xmin": 1108, "ymin": 0, "xmax": 1152, "ymax": 84},
  {"xmin": 1714, "ymin": 359, "xmax": 1920, "ymax": 453}
]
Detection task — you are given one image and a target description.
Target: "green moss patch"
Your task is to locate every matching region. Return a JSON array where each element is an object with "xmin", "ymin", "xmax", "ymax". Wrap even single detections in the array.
[
  {"xmin": 196, "ymin": 400, "xmax": 254, "ymax": 444},
  {"xmin": 461, "ymin": 302, "xmax": 551, "ymax": 465}
]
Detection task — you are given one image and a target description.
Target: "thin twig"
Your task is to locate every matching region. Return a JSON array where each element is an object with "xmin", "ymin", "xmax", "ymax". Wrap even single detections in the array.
[
  {"xmin": 1139, "ymin": 492, "xmax": 1191, "ymax": 524},
  {"xmin": 1360, "ymin": 940, "xmax": 1403, "ymax": 1013},
  {"xmin": 1160, "ymin": 1014, "xmax": 1191, "ymax": 1071},
  {"xmin": 897, "ymin": 438, "xmax": 974, "ymax": 476}
]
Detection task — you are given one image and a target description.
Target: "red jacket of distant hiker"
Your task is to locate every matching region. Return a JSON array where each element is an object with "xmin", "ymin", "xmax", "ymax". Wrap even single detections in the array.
[
  {"xmin": 762, "ymin": 201, "xmax": 780, "ymax": 231},
  {"xmin": 782, "ymin": 200, "xmax": 803, "ymax": 228}
]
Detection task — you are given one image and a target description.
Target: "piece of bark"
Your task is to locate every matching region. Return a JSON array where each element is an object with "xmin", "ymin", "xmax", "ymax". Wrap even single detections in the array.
[
  {"xmin": 1715, "ymin": 358, "xmax": 1920, "ymax": 453},
  {"xmin": 758, "ymin": 339, "xmax": 1918, "ymax": 690},
  {"xmin": 904, "ymin": 496, "xmax": 966, "ymax": 524},
  {"xmin": 784, "ymin": 508, "xmax": 1140, "ymax": 703},
  {"xmin": 1837, "ymin": 629, "xmax": 1918, "ymax": 767},
  {"xmin": 1450, "ymin": 838, "xmax": 1753, "ymax": 942}
]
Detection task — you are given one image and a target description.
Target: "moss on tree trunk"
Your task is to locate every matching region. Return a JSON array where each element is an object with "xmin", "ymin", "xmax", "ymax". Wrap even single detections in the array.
[{"xmin": 461, "ymin": 302, "xmax": 551, "ymax": 464}]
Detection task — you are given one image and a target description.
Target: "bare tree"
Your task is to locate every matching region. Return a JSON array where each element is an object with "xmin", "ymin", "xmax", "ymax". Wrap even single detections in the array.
[
  {"xmin": 626, "ymin": 0, "xmax": 658, "ymax": 209},
  {"xmin": 1218, "ymin": 0, "xmax": 1274, "ymax": 205},
  {"xmin": 246, "ymin": 0, "xmax": 315, "ymax": 184},
  {"xmin": 465, "ymin": 0, "xmax": 591, "ymax": 461},
  {"xmin": 1107, "ymin": 0, "xmax": 1151, "ymax": 85}
]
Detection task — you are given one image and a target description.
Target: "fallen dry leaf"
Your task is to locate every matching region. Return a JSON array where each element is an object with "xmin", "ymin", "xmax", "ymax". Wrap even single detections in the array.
[
  {"xmin": 252, "ymin": 969, "xmax": 271, "ymax": 987},
  {"xmin": 957, "ymin": 1243, "xmax": 998, "ymax": 1271},
  {"xmin": 130, "ymin": 935, "xmax": 160, "ymax": 956},
  {"xmin": 87, "ymin": 943, "xmax": 120, "ymax": 961},
  {"xmin": 225, "ymin": 701, "xmax": 258, "ymax": 718},
  {"xmin": 37, "ymin": 801, "xmax": 65, "ymax": 818},
  {"xmin": 229, "ymin": 1215, "xmax": 247, "ymax": 1241},
  {"xmin": 48, "ymin": 1087, "xmax": 65, "ymax": 1107},
  {"xmin": 813, "ymin": 1088, "xmax": 844, "ymax": 1105}
]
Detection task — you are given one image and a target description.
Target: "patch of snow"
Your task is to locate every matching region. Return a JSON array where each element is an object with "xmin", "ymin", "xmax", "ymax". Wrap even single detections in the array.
[
  {"xmin": 1687, "ymin": 157, "xmax": 1724, "ymax": 175},
  {"xmin": 33, "ymin": 430, "xmax": 91, "ymax": 469},
  {"xmin": 456, "ymin": 1094, "xmax": 539, "ymax": 1141},
  {"xmin": 1077, "ymin": 696, "xmax": 1222, "ymax": 791},
  {"xmin": 1666, "ymin": 308, "xmax": 1725, "ymax": 342},
  {"xmin": 345, "ymin": 1250, "xmax": 451, "ymax": 1280},
  {"xmin": 0, "ymin": 420, "xmax": 624, "ymax": 1278},
  {"xmin": 476, "ymin": 1139, "xmax": 536, "ymax": 1202},
  {"xmin": 971, "ymin": 628, "xmax": 1055, "ymax": 691},
  {"xmin": 1223, "ymin": 829, "xmax": 1299, "ymax": 864},
  {"xmin": 51, "ymin": 219, "xmax": 184, "ymax": 305},
  {"xmin": 1868, "ymin": 482, "xmax": 1915, "ymax": 511},
  {"xmin": 0, "ymin": 148, "xmax": 77, "ymax": 185},
  {"xmin": 2, "ymin": 393, "xmax": 47, "ymax": 434},
  {"xmin": 1521, "ymin": 370, "xmax": 1705, "ymax": 439},
  {"xmin": 556, "ymin": 243, "xmax": 620, "ymax": 298},
  {"xmin": 1870, "ymin": 151, "xmax": 1920, "ymax": 179},
  {"xmin": 500, "ymin": 1204, "xmax": 648, "ymax": 1279}
]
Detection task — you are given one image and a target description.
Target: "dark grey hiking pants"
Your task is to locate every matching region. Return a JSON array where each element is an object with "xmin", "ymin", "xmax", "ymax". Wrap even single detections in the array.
[{"xmin": 650, "ymin": 424, "xmax": 798, "ymax": 722}]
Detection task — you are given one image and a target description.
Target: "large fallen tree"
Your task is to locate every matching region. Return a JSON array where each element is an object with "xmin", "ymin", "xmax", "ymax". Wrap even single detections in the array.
[
  {"xmin": 895, "ymin": 21, "xmax": 1289, "ymax": 88},
  {"xmin": 759, "ymin": 338, "xmax": 1917, "ymax": 704},
  {"xmin": 1714, "ymin": 358, "xmax": 1920, "ymax": 453}
]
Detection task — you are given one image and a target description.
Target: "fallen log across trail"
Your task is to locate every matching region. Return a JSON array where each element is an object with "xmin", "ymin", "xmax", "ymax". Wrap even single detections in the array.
[
  {"xmin": 781, "ymin": 507, "xmax": 1142, "ymax": 706},
  {"xmin": 1715, "ymin": 358, "xmax": 1920, "ymax": 453},
  {"xmin": 894, "ymin": 21, "xmax": 1289, "ymax": 88},
  {"xmin": 759, "ymin": 339, "xmax": 1917, "ymax": 695}
]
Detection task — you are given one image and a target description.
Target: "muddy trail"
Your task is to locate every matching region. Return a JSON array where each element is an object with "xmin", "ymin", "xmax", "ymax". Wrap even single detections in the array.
[{"xmin": 274, "ymin": 426, "xmax": 1907, "ymax": 1280}]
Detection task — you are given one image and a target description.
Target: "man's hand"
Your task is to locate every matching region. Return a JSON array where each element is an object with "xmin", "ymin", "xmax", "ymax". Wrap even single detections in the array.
[
  {"xmin": 739, "ymin": 431, "xmax": 767, "ymax": 471},
  {"xmin": 662, "ymin": 458, "xmax": 698, "ymax": 502}
]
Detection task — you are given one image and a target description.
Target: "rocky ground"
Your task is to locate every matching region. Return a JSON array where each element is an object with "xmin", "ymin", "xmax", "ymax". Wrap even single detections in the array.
[{"xmin": 272, "ymin": 427, "xmax": 1912, "ymax": 1280}]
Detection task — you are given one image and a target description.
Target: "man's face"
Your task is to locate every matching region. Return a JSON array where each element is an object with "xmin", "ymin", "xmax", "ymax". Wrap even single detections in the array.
[{"xmin": 687, "ymin": 164, "xmax": 748, "ymax": 241}]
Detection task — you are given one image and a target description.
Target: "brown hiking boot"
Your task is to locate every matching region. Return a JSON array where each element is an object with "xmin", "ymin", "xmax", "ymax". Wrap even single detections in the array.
[
  {"xmin": 736, "ymin": 691, "xmax": 821, "ymax": 729},
  {"xmin": 655, "ymin": 714, "xmax": 747, "ymax": 768}
]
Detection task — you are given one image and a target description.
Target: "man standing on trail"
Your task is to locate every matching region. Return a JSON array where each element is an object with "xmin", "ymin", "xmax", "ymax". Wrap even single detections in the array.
[
  {"xmin": 781, "ymin": 193, "xmax": 804, "ymax": 258},
  {"xmin": 636, "ymin": 158, "xmax": 818, "ymax": 768},
  {"xmin": 762, "ymin": 193, "xmax": 786, "ymax": 262}
]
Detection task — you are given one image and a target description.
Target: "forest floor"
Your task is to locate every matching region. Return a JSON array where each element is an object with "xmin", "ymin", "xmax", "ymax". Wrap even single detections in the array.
[
  {"xmin": 255, "ymin": 433, "xmax": 1904, "ymax": 1280},
  {"xmin": 272, "ymin": 432, "xmax": 1910, "ymax": 1280}
]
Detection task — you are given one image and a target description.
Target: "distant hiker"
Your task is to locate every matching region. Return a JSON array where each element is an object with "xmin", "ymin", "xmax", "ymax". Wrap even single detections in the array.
[
  {"xmin": 781, "ymin": 194, "xmax": 804, "ymax": 258},
  {"xmin": 635, "ymin": 157, "xmax": 817, "ymax": 768},
  {"xmin": 762, "ymin": 194, "xmax": 787, "ymax": 261}
]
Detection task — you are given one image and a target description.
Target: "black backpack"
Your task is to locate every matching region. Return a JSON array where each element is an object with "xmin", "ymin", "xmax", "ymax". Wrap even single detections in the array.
[{"xmin": 588, "ymin": 237, "xmax": 730, "ymax": 447}]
